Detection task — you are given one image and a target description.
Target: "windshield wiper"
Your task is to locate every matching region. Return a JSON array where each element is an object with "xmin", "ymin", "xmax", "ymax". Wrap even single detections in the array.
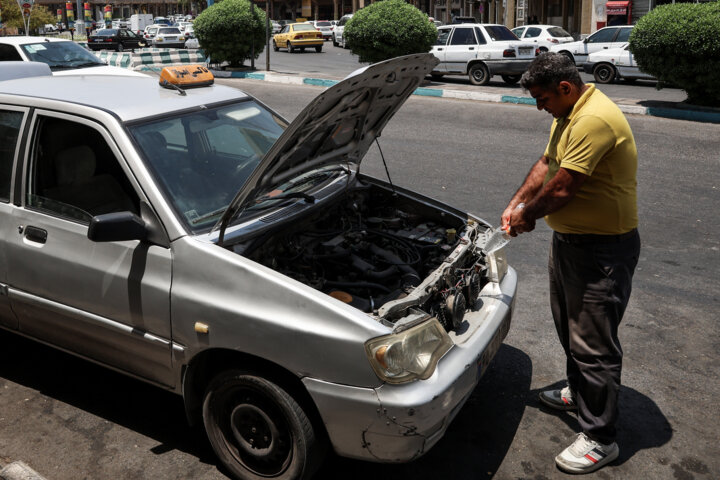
[
  {"xmin": 189, "ymin": 206, "xmax": 227, "ymax": 225},
  {"xmin": 251, "ymin": 191, "xmax": 315, "ymax": 207},
  {"xmin": 72, "ymin": 61, "xmax": 105, "ymax": 68}
]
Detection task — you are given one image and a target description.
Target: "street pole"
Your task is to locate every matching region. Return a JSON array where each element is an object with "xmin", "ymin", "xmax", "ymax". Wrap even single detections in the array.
[
  {"xmin": 266, "ymin": 5, "xmax": 270, "ymax": 71},
  {"xmin": 250, "ymin": 1, "xmax": 255, "ymax": 69}
]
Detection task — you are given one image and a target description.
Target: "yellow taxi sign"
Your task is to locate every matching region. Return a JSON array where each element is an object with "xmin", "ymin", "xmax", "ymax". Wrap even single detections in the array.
[{"xmin": 159, "ymin": 64, "xmax": 214, "ymax": 89}]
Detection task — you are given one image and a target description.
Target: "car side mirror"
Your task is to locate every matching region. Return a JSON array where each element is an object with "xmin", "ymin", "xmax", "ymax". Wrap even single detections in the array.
[
  {"xmin": 88, "ymin": 211, "xmax": 148, "ymax": 242},
  {"xmin": 583, "ymin": 37, "xmax": 590, "ymax": 43}
]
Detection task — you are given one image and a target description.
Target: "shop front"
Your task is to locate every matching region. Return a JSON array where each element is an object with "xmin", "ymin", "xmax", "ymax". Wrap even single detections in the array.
[{"xmin": 606, "ymin": 0, "xmax": 631, "ymax": 25}]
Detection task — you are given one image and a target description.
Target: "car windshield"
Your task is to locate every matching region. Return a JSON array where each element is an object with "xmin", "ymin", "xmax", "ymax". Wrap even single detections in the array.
[
  {"xmin": 293, "ymin": 24, "xmax": 315, "ymax": 31},
  {"xmin": 95, "ymin": 29, "xmax": 118, "ymax": 36},
  {"xmin": 19, "ymin": 41, "xmax": 104, "ymax": 70},
  {"xmin": 160, "ymin": 27, "xmax": 181, "ymax": 34},
  {"xmin": 548, "ymin": 27, "xmax": 572, "ymax": 37},
  {"xmin": 483, "ymin": 25, "xmax": 518, "ymax": 41},
  {"xmin": 128, "ymin": 100, "xmax": 287, "ymax": 233}
]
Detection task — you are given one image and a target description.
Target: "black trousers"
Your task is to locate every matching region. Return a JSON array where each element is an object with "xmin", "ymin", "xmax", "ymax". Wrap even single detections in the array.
[{"xmin": 549, "ymin": 229, "xmax": 640, "ymax": 444}]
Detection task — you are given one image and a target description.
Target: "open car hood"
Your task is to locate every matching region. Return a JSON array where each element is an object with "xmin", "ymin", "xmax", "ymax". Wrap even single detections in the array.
[{"xmin": 213, "ymin": 53, "xmax": 439, "ymax": 241}]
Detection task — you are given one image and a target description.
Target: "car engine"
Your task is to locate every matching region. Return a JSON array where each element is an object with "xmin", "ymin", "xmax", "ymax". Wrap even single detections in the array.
[{"xmin": 244, "ymin": 183, "xmax": 490, "ymax": 331}]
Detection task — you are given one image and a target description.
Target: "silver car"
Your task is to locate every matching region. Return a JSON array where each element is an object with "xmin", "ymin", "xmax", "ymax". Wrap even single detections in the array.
[{"xmin": 0, "ymin": 54, "xmax": 515, "ymax": 480}]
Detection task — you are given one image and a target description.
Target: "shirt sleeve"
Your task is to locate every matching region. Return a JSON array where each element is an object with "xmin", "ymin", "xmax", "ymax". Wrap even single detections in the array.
[{"xmin": 559, "ymin": 115, "xmax": 616, "ymax": 175}]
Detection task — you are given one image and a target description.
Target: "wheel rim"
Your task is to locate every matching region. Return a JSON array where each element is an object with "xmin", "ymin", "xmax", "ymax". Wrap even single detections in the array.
[
  {"xmin": 215, "ymin": 386, "xmax": 293, "ymax": 476},
  {"xmin": 596, "ymin": 65, "xmax": 613, "ymax": 83},
  {"xmin": 472, "ymin": 67, "xmax": 486, "ymax": 83}
]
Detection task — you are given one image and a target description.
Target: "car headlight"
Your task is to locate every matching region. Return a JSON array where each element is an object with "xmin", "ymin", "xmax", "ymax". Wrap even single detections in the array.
[
  {"xmin": 365, "ymin": 319, "xmax": 453, "ymax": 384},
  {"xmin": 486, "ymin": 246, "xmax": 508, "ymax": 283}
]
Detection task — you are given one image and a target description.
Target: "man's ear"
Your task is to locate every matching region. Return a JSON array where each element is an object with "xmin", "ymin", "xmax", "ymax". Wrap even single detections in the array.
[{"xmin": 558, "ymin": 81, "xmax": 573, "ymax": 95}]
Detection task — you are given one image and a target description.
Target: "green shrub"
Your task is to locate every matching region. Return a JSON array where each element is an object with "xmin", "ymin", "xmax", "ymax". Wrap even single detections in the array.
[
  {"xmin": 0, "ymin": 0, "xmax": 56, "ymax": 33},
  {"xmin": 193, "ymin": 0, "xmax": 266, "ymax": 67},
  {"xmin": 630, "ymin": 2, "xmax": 720, "ymax": 107},
  {"xmin": 344, "ymin": 0, "xmax": 437, "ymax": 64}
]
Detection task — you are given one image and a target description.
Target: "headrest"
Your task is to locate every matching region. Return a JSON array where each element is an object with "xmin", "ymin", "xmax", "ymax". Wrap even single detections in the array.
[
  {"xmin": 144, "ymin": 131, "xmax": 167, "ymax": 149},
  {"xmin": 55, "ymin": 145, "xmax": 96, "ymax": 186}
]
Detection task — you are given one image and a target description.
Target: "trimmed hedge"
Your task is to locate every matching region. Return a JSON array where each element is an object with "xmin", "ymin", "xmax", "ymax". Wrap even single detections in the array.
[
  {"xmin": 344, "ymin": 0, "xmax": 437, "ymax": 64},
  {"xmin": 194, "ymin": 0, "xmax": 266, "ymax": 67},
  {"xmin": 630, "ymin": 2, "xmax": 720, "ymax": 107}
]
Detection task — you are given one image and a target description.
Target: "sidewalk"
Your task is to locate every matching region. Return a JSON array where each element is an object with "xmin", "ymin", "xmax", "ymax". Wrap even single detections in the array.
[{"xmin": 211, "ymin": 68, "xmax": 720, "ymax": 124}]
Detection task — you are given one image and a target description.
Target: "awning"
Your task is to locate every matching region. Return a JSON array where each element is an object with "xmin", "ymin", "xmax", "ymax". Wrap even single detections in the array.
[{"xmin": 606, "ymin": 1, "xmax": 630, "ymax": 15}]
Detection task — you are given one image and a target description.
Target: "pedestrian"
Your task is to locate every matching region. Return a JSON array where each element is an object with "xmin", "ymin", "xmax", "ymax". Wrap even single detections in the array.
[{"xmin": 502, "ymin": 52, "xmax": 640, "ymax": 474}]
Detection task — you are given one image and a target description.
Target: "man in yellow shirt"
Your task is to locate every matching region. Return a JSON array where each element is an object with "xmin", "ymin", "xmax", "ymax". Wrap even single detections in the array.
[{"xmin": 502, "ymin": 53, "xmax": 641, "ymax": 474}]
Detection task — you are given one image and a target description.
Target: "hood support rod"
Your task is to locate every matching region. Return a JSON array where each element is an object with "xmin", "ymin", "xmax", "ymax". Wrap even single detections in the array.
[{"xmin": 375, "ymin": 138, "xmax": 396, "ymax": 195}]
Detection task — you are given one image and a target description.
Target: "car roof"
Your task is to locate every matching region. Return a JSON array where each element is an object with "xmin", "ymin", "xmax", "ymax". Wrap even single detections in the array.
[
  {"xmin": 0, "ymin": 36, "xmax": 72, "ymax": 46},
  {"xmin": 439, "ymin": 23, "xmax": 505, "ymax": 28},
  {"xmin": 0, "ymin": 75, "xmax": 249, "ymax": 122}
]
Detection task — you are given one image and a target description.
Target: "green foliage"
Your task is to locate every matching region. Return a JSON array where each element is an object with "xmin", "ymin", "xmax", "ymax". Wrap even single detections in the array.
[
  {"xmin": 344, "ymin": 0, "xmax": 437, "ymax": 64},
  {"xmin": 630, "ymin": 2, "xmax": 720, "ymax": 107},
  {"xmin": 193, "ymin": 0, "xmax": 266, "ymax": 67},
  {"xmin": 0, "ymin": 0, "xmax": 56, "ymax": 33}
]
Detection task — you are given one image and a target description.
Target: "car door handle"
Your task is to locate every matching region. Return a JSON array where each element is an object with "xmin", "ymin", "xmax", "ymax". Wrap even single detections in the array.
[
  {"xmin": 468, "ymin": 47, "xmax": 474, "ymax": 50},
  {"xmin": 24, "ymin": 225, "xmax": 47, "ymax": 244},
  {"xmin": 437, "ymin": 48, "xmax": 443, "ymax": 51}
]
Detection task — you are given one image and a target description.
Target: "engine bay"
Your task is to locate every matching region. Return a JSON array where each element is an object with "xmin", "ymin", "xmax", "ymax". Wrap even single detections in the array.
[{"xmin": 243, "ymin": 183, "xmax": 490, "ymax": 331}]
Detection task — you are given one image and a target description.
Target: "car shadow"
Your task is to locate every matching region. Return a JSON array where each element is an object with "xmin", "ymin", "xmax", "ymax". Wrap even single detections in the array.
[
  {"xmin": 314, "ymin": 344, "xmax": 533, "ymax": 479},
  {"xmin": 529, "ymin": 380, "xmax": 672, "ymax": 467}
]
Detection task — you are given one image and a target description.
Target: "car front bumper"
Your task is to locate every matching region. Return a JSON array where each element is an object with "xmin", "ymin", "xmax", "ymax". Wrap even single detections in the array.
[
  {"xmin": 582, "ymin": 62, "xmax": 596, "ymax": 74},
  {"xmin": 303, "ymin": 266, "xmax": 517, "ymax": 462}
]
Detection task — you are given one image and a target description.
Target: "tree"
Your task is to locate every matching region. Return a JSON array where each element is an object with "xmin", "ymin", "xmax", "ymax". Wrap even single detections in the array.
[
  {"xmin": 193, "ymin": 0, "xmax": 266, "ymax": 68},
  {"xmin": 0, "ymin": 0, "xmax": 56, "ymax": 34},
  {"xmin": 630, "ymin": 2, "xmax": 720, "ymax": 107},
  {"xmin": 343, "ymin": 0, "xmax": 437, "ymax": 64}
]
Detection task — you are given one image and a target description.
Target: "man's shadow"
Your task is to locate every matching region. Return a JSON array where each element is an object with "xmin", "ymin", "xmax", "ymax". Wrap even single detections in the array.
[{"xmin": 530, "ymin": 380, "xmax": 673, "ymax": 466}]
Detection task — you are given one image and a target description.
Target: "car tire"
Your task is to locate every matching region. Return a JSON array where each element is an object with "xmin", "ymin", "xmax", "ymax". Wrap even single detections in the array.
[
  {"xmin": 273, "ymin": 40, "xmax": 279, "ymax": 52},
  {"xmin": 315, "ymin": 45, "xmax": 322, "ymax": 53},
  {"xmin": 593, "ymin": 63, "xmax": 617, "ymax": 84},
  {"xmin": 289, "ymin": 43, "xmax": 295, "ymax": 53},
  {"xmin": 332, "ymin": 35, "xmax": 338, "ymax": 47},
  {"xmin": 300, "ymin": 47, "xmax": 305, "ymax": 52},
  {"xmin": 202, "ymin": 370, "xmax": 325, "ymax": 480},
  {"xmin": 117, "ymin": 43, "xmax": 124, "ymax": 52},
  {"xmin": 501, "ymin": 74, "xmax": 521, "ymax": 85},
  {"xmin": 539, "ymin": 47, "xmax": 548, "ymax": 53},
  {"xmin": 430, "ymin": 73, "xmax": 444, "ymax": 80},
  {"xmin": 468, "ymin": 63, "xmax": 490, "ymax": 86},
  {"xmin": 559, "ymin": 51, "xmax": 574, "ymax": 64}
]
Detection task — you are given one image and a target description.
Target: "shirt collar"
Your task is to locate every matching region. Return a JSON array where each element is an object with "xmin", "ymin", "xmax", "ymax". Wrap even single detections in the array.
[{"xmin": 564, "ymin": 83, "xmax": 596, "ymax": 122}]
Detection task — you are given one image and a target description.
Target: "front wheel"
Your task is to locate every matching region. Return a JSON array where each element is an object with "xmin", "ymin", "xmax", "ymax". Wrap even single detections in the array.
[
  {"xmin": 203, "ymin": 371, "xmax": 324, "ymax": 480},
  {"xmin": 468, "ymin": 63, "xmax": 490, "ymax": 86},
  {"xmin": 117, "ymin": 42, "xmax": 124, "ymax": 52},
  {"xmin": 273, "ymin": 40, "xmax": 279, "ymax": 52},
  {"xmin": 501, "ymin": 74, "xmax": 521, "ymax": 85},
  {"xmin": 288, "ymin": 43, "xmax": 295, "ymax": 53},
  {"xmin": 593, "ymin": 63, "xmax": 617, "ymax": 84}
]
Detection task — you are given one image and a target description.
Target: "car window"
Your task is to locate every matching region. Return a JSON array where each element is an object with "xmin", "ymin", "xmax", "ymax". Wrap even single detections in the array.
[
  {"xmin": 128, "ymin": 100, "xmax": 286, "ymax": 232},
  {"xmin": 435, "ymin": 29, "xmax": 451, "ymax": 45},
  {"xmin": 293, "ymin": 24, "xmax": 315, "ymax": 31},
  {"xmin": 316, "ymin": 21, "xmax": 332, "ymax": 27},
  {"xmin": 450, "ymin": 28, "xmax": 477, "ymax": 46},
  {"xmin": 483, "ymin": 25, "xmax": 518, "ymax": 41},
  {"xmin": 96, "ymin": 29, "xmax": 118, "ymax": 36},
  {"xmin": 280, "ymin": 26, "xmax": 289, "ymax": 33},
  {"xmin": 525, "ymin": 27, "xmax": 542, "ymax": 38},
  {"xmin": 27, "ymin": 117, "xmax": 139, "ymax": 223},
  {"xmin": 160, "ymin": 28, "xmax": 181, "ymax": 34},
  {"xmin": 0, "ymin": 110, "xmax": 23, "ymax": 201},
  {"xmin": 0, "ymin": 44, "xmax": 23, "ymax": 61},
  {"xmin": 615, "ymin": 28, "xmax": 632, "ymax": 42},
  {"xmin": 548, "ymin": 26, "xmax": 572, "ymax": 37},
  {"xmin": 18, "ymin": 41, "xmax": 104, "ymax": 71},
  {"xmin": 473, "ymin": 27, "xmax": 488, "ymax": 45},
  {"xmin": 587, "ymin": 27, "xmax": 617, "ymax": 43},
  {"xmin": 511, "ymin": 27, "xmax": 525, "ymax": 38}
]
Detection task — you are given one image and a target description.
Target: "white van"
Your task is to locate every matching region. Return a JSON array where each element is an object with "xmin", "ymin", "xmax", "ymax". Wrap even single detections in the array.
[{"xmin": 332, "ymin": 14, "xmax": 353, "ymax": 48}]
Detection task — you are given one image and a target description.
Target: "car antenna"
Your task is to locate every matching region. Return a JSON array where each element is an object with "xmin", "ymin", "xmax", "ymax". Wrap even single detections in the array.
[
  {"xmin": 375, "ymin": 137, "xmax": 396, "ymax": 195},
  {"xmin": 159, "ymin": 79, "xmax": 187, "ymax": 96}
]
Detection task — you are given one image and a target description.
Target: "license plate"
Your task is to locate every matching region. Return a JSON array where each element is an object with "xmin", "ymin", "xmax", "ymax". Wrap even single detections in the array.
[
  {"xmin": 94, "ymin": 39, "xmax": 103, "ymax": 42},
  {"xmin": 518, "ymin": 47, "xmax": 533, "ymax": 55}
]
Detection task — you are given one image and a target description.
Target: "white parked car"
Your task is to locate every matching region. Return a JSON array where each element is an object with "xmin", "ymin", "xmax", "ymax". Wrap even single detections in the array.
[
  {"xmin": 583, "ymin": 44, "xmax": 656, "ymax": 84},
  {"xmin": 0, "ymin": 37, "xmax": 146, "ymax": 77},
  {"xmin": 332, "ymin": 13, "xmax": 353, "ymax": 48},
  {"xmin": 151, "ymin": 27, "xmax": 185, "ymax": 48},
  {"xmin": 314, "ymin": 20, "xmax": 334, "ymax": 41},
  {"xmin": 550, "ymin": 25, "xmax": 633, "ymax": 66},
  {"xmin": 430, "ymin": 24, "xmax": 538, "ymax": 85},
  {"xmin": 511, "ymin": 24, "xmax": 574, "ymax": 52}
]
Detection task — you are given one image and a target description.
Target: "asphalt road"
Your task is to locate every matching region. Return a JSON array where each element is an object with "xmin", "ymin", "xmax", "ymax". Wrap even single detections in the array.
[
  {"xmin": 235, "ymin": 40, "xmax": 688, "ymax": 104},
  {"xmin": 0, "ymin": 80, "xmax": 717, "ymax": 480}
]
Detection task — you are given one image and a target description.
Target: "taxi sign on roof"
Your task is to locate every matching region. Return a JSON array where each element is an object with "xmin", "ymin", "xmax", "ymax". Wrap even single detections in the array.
[{"xmin": 159, "ymin": 64, "xmax": 214, "ymax": 89}]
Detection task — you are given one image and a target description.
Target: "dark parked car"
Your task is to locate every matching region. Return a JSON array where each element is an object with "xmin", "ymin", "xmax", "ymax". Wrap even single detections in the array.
[{"xmin": 88, "ymin": 28, "xmax": 147, "ymax": 52}]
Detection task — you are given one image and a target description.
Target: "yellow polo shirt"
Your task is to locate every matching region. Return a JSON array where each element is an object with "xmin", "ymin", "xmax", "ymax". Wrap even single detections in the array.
[{"xmin": 543, "ymin": 84, "xmax": 638, "ymax": 234}]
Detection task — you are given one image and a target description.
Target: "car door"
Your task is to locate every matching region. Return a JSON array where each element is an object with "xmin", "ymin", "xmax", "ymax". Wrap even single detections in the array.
[
  {"xmin": 0, "ymin": 106, "xmax": 28, "ymax": 330},
  {"xmin": 6, "ymin": 110, "xmax": 174, "ymax": 387},
  {"xmin": 577, "ymin": 27, "xmax": 619, "ymax": 64},
  {"xmin": 278, "ymin": 25, "xmax": 289, "ymax": 47},
  {"xmin": 430, "ymin": 28, "xmax": 452, "ymax": 71},
  {"xmin": 443, "ymin": 27, "xmax": 481, "ymax": 74}
]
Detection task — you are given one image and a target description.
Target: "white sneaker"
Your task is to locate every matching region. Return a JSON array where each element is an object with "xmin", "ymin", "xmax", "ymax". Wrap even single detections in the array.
[{"xmin": 555, "ymin": 433, "xmax": 619, "ymax": 474}]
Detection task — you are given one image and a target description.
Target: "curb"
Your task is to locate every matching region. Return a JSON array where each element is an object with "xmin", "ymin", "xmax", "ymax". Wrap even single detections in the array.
[
  {"xmin": 0, "ymin": 462, "xmax": 47, "ymax": 480},
  {"xmin": 210, "ymin": 70, "xmax": 720, "ymax": 124}
]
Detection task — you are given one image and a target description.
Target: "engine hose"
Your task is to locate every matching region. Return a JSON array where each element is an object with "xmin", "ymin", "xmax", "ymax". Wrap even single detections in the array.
[{"xmin": 369, "ymin": 244, "xmax": 421, "ymax": 286}]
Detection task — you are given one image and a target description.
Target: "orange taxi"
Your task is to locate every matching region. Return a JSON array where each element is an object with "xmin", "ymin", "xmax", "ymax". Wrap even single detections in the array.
[{"xmin": 272, "ymin": 22, "xmax": 324, "ymax": 53}]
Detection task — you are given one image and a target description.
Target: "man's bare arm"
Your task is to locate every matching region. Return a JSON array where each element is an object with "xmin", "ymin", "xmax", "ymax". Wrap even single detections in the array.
[{"xmin": 501, "ymin": 156, "xmax": 549, "ymax": 231}]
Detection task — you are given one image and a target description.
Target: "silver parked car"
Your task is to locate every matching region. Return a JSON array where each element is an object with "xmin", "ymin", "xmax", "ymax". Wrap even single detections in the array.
[{"xmin": 0, "ymin": 54, "xmax": 515, "ymax": 480}]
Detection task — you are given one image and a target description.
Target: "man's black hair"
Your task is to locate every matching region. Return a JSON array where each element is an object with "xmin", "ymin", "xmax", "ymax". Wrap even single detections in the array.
[{"xmin": 520, "ymin": 52, "xmax": 584, "ymax": 91}]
